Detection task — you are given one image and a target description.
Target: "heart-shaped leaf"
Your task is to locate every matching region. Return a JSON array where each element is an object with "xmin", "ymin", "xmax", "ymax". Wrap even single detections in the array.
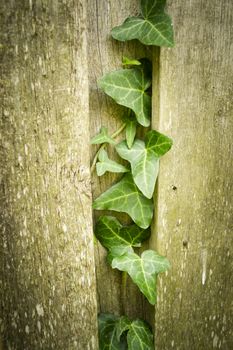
[
  {"xmin": 115, "ymin": 316, "xmax": 131, "ymax": 341},
  {"xmin": 98, "ymin": 62, "xmax": 152, "ymax": 127},
  {"xmin": 95, "ymin": 216, "xmax": 150, "ymax": 251},
  {"xmin": 127, "ymin": 320, "xmax": 153, "ymax": 350},
  {"xmin": 98, "ymin": 313, "xmax": 127, "ymax": 350},
  {"xmin": 107, "ymin": 245, "xmax": 134, "ymax": 266},
  {"xmin": 112, "ymin": 250, "xmax": 170, "ymax": 304},
  {"xmin": 99, "ymin": 314, "xmax": 154, "ymax": 350},
  {"xmin": 116, "ymin": 130, "xmax": 172, "ymax": 199},
  {"xmin": 111, "ymin": 0, "xmax": 174, "ymax": 47},
  {"xmin": 93, "ymin": 173, "xmax": 153, "ymax": 229},
  {"xmin": 96, "ymin": 149, "xmax": 129, "ymax": 176},
  {"xmin": 91, "ymin": 127, "xmax": 116, "ymax": 145}
]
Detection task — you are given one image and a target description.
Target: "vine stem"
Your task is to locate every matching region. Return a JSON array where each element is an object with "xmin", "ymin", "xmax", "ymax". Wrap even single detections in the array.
[{"xmin": 90, "ymin": 122, "xmax": 126, "ymax": 174}]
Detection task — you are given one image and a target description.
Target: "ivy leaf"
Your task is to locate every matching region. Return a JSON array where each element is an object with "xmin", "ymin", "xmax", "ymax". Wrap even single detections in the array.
[
  {"xmin": 127, "ymin": 320, "xmax": 153, "ymax": 350},
  {"xmin": 98, "ymin": 314, "xmax": 127, "ymax": 350},
  {"xmin": 126, "ymin": 120, "xmax": 137, "ymax": 149},
  {"xmin": 99, "ymin": 314, "xmax": 154, "ymax": 350},
  {"xmin": 115, "ymin": 316, "xmax": 131, "ymax": 341},
  {"xmin": 93, "ymin": 173, "xmax": 153, "ymax": 229},
  {"xmin": 112, "ymin": 250, "xmax": 170, "ymax": 304},
  {"xmin": 98, "ymin": 63, "xmax": 152, "ymax": 127},
  {"xmin": 107, "ymin": 245, "xmax": 134, "ymax": 265},
  {"xmin": 116, "ymin": 130, "xmax": 172, "ymax": 199},
  {"xmin": 111, "ymin": 0, "xmax": 174, "ymax": 47},
  {"xmin": 96, "ymin": 149, "xmax": 129, "ymax": 176},
  {"xmin": 122, "ymin": 56, "xmax": 141, "ymax": 66},
  {"xmin": 95, "ymin": 216, "xmax": 150, "ymax": 250},
  {"xmin": 91, "ymin": 127, "xmax": 116, "ymax": 145}
]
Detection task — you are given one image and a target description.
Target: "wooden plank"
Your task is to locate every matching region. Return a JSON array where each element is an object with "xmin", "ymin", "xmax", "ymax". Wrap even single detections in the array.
[
  {"xmin": 153, "ymin": 0, "xmax": 233, "ymax": 348},
  {"xmin": 87, "ymin": 0, "xmax": 153, "ymax": 320},
  {"xmin": 0, "ymin": 1, "xmax": 98, "ymax": 349}
]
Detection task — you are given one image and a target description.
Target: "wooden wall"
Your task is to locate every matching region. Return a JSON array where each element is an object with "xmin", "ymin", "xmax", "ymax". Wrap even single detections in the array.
[
  {"xmin": 0, "ymin": 0, "xmax": 232, "ymax": 349},
  {"xmin": 153, "ymin": 0, "xmax": 233, "ymax": 348},
  {"xmin": 88, "ymin": 0, "xmax": 233, "ymax": 348},
  {"xmin": 0, "ymin": 1, "xmax": 98, "ymax": 349}
]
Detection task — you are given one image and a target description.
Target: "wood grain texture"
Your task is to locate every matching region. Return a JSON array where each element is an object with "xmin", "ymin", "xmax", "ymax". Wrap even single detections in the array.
[
  {"xmin": 87, "ymin": 0, "xmax": 154, "ymax": 320},
  {"xmin": 153, "ymin": 1, "xmax": 233, "ymax": 349},
  {"xmin": 0, "ymin": 1, "xmax": 98, "ymax": 349}
]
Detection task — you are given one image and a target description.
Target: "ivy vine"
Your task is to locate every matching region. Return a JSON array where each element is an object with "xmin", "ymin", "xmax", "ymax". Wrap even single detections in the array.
[{"xmin": 91, "ymin": 0, "xmax": 174, "ymax": 348}]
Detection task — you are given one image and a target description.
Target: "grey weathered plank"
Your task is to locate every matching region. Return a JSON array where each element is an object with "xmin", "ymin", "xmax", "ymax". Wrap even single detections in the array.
[
  {"xmin": 0, "ymin": 1, "xmax": 98, "ymax": 349},
  {"xmin": 153, "ymin": 0, "xmax": 233, "ymax": 348}
]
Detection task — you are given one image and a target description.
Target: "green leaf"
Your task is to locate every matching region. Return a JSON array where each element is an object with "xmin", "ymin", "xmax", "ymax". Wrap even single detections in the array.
[
  {"xmin": 111, "ymin": 0, "xmax": 174, "ymax": 47},
  {"xmin": 127, "ymin": 320, "xmax": 153, "ymax": 350},
  {"xmin": 95, "ymin": 216, "xmax": 150, "ymax": 250},
  {"xmin": 116, "ymin": 316, "xmax": 131, "ymax": 342},
  {"xmin": 93, "ymin": 173, "xmax": 153, "ymax": 229},
  {"xmin": 122, "ymin": 56, "xmax": 141, "ymax": 66},
  {"xmin": 96, "ymin": 149, "xmax": 129, "ymax": 176},
  {"xmin": 107, "ymin": 245, "xmax": 134, "ymax": 266},
  {"xmin": 98, "ymin": 63, "xmax": 152, "ymax": 127},
  {"xmin": 116, "ymin": 130, "xmax": 172, "ymax": 199},
  {"xmin": 91, "ymin": 127, "xmax": 116, "ymax": 145},
  {"xmin": 98, "ymin": 314, "xmax": 154, "ymax": 350},
  {"xmin": 126, "ymin": 120, "xmax": 137, "ymax": 149},
  {"xmin": 112, "ymin": 250, "xmax": 170, "ymax": 304},
  {"xmin": 98, "ymin": 314, "xmax": 127, "ymax": 350}
]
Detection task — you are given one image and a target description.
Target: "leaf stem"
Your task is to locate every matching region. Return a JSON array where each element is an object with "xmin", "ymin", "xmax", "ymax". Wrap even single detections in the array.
[
  {"xmin": 90, "ymin": 123, "xmax": 126, "ymax": 174},
  {"xmin": 111, "ymin": 122, "xmax": 127, "ymax": 138}
]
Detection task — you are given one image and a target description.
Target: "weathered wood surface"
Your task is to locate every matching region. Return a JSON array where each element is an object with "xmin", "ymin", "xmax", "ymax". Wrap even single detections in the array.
[
  {"xmin": 0, "ymin": 1, "xmax": 98, "ymax": 349},
  {"xmin": 153, "ymin": 0, "xmax": 233, "ymax": 349},
  {"xmin": 88, "ymin": 0, "xmax": 154, "ymax": 321}
]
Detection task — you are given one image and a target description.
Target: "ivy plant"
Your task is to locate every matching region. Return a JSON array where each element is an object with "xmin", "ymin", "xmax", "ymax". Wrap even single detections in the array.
[
  {"xmin": 111, "ymin": 0, "xmax": 174, "ymax": 47},
  {"xmin": 93, "ymin": 173, "xmax": 154, "ymax": 229},
  {"xmin": 96, "ymin": 149, "xmax": 129, "ymax": 177},
  {"xmin": 112, "ymin": 250, "xmax": 170, "ymax": 305},
  {"xmin": 91, "ymin": 127, "xmax": 116, "ymax": 145},
  {"xmin": 98, "ymin": 59, "xmax": 152, "ymax": 127},
  {"xmin": 99, "ymin": 314, "xmax": 154, "ymax": 350},
  {"xmin": 95, "ymin": 216, "xmax": 150, "ymax": 251},
  {"xmin": 116, "ymin": 130, "xmax": 172, "ymax": 199},
  {"xmin": 91, "ymin": 0, "xmax": 174, "ymax": 348}
]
